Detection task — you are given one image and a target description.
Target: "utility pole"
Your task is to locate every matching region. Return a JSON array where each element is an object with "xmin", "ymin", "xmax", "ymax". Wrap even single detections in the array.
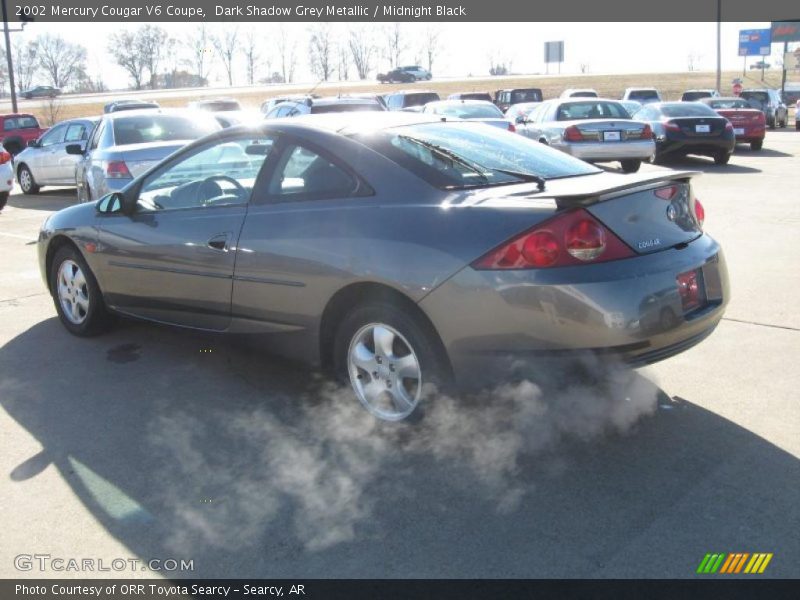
[
  {"xmin": 1, "ymin": 0, "xmax": 17, "ymax": 112},
  {"xmin": 781, "ymin": 41, "xmax": 788, "ymax": 97},
  {"xmin": 715, "ymin": 0, "xmax": 721, "ymax": 93}
]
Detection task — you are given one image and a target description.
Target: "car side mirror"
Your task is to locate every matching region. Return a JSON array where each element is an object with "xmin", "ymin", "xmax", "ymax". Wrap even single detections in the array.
[
  {"xmin": 96, "ymin": 192, "xmax": 124, "ymax": 214},
  {"xmin": 65, "ymin": 143, "xmax": 85, "ymax": 155},
  {"xmin": 27, "ymin": 139, "xmax": 40, "ymax": 148}
]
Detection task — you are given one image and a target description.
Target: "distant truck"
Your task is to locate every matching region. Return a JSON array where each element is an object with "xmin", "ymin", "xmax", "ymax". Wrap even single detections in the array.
[{"xmin": 0, "ymin": 113, "xmax": 48, "ymax": 156}]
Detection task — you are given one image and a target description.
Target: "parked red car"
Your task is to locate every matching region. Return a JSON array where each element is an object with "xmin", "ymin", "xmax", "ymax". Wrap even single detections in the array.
[
  {"xmin": 701, "ymin": 97, "xmax": 766, "ymax": 151},
  {"xmin": 0, "ymin": 113, "xmax": 48, "ymax": 156}
]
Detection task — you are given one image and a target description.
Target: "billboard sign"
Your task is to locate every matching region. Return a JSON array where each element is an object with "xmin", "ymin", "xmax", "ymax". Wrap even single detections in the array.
[
  {"xmin": 771, "ymin": 21, "xmax": 800, "ymax": 43},
  {"xmin": 738, "ymin": 29, "xmax": 771, "ymax": 56},
  {"xmin": 544, "ymin": 41, "xmax": 564, "ymax": 63}
]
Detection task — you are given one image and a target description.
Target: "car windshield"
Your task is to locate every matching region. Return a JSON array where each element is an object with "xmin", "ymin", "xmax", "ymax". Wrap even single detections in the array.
[
  {"xmin": 556, "ymin": 101, "xmax": 630, "ymax": 120},
  {"xmin": 112, "ymin": 114, "xmax": 219, "ymax": 145},
  {"xmin": 570, "ymin": 91, "xmax": 597, "ymax": 97},
  {"xmin": 352, "ymin": 121, "xmax": 599, "ymax": 189},
  {"xmin": 311, "ymin": 103, "xmax": 384, "ymax": 113},
  {"xmin": 456, "ymin": 93, "xmax": 493, "ymax": 101},
  {"xmin": 660, "ymin": 104, "xmax": 718, "ymax": 117},
  {"xmin": 682, "ymin": 92, "xmax": 711, "ymax": 101},
  {"xmin": 708, "ymin": 99, "xmax": 750, "ymax": 109},
  {"xmin": 511, "ymin": 90, "xmax": 542, "ymax": 103},
  {"xmin": 430, "ymin": 103, "xmax": 504, "ymax": 119},
  {"xmin": 629, "ymin": 90, "xmax": 659, "ymax": 101}
]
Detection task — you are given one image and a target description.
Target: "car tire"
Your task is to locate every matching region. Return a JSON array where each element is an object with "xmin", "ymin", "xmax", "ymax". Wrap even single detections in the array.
[
  {"xmin": 714, "ymin": 151, "xmax": 731, "ymax": 165},
  {"xmin": 796, "ymin": 121, "xmax": 800, "ymax": 131},
  {"xmin": 750, "ymin": 140, "xmax": 763, "ymax": 151},
  {"xmin": 0, "ymin": 191, "xmax": 8, "ymax": 211},
  {"xmin": 49, "ymin": 245, "xmax": 112, "ymax": 337},
  {"xmin": 620, "ymin": 159, "xmax": 641, "ymax": 173},
  {"xmin": 17, "ymin": 165, "xmax": 40, "ymax": 195},
  {"xmin": 333, "ymin": 302, "xmax": 450, "ymax": 422}
]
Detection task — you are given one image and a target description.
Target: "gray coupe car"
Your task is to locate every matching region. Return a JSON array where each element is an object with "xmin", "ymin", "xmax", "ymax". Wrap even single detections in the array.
[
  {"xmin": 69, "ymin": 109, "xmax": 221, "ymax": 202},
  {"xmin": 39, "ymin": 113, "xmax": 729, "ymax": 421}
]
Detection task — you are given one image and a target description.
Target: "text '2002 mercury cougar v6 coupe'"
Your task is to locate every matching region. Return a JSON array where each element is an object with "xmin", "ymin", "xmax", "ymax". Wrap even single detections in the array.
[{"xmin": 38, "ymin": 113, "xmax": 729, "ymax": 421}]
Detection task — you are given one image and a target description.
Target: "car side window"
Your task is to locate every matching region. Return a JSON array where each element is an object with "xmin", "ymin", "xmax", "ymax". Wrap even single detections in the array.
[
  {"xmin": 40, "ymin": 124, "xmax": 68, "ymax": 147},
  {"xmin": 267, "ymin": 143, "xmax": 358, "ymax": 201},
  {"xmin": 137, "ymin": 136, "xmax": 276, "ymax": 212},
  {"xmin": 3, "ymin": 118, "xmax": 18, "ymax": 131},
  {"xmin": 64, "ymin": 123, "xmax": 88, "ymax": 143},
  {"xmin": 387, "ymin": 95, "xmax": 402, "ymax": 109}
]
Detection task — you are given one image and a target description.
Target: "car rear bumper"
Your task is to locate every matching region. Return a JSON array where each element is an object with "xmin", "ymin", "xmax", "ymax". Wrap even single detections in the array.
[
  {"xmin": 0, "ymin": 162, "xmax": 14, "ymax": 192},
  {"xmin": 657, "ymin": 135, "xmax": 735, "ymax": 157},
  {"xmin": 554, "ymin": 140, "xmax": 655, "ymax": 161},
  {"xmin": 419, "ymin": 234, "xmax": 729, "ymax": 388}
]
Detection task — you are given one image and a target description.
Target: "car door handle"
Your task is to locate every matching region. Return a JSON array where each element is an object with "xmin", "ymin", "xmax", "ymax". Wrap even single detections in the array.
[{"xmin": 207, "ymin": 234, "xmax": 229, "ymax": 252}]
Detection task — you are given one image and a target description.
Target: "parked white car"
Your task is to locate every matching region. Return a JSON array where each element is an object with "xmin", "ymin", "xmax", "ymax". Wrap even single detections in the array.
[{"xmin": 0, "ymin": 143, "xmax": 14, "ymax": 210}]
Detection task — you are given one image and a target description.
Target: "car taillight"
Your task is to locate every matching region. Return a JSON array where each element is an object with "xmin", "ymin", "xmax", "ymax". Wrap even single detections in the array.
[
  {"xmin": 564, "ymin": 125, "xmax": 583, "ymax": 141},
  {"xmin": 0, "ymin": 150, "xmax": 11, "ymax": 165},
  {"xmin": 507, "ymin": 122, "xmax": 516, "ymax": 133},
  {"xmin": 106, "ymin": 160, "xmax": 132, "ymax": 179},
  {"xmin": 639, "ymin": 124, "xmax": 653, "ymax": 139},
  {"xmin": 724, "ymin": 122, "xmax": 733, "ymax": 132},
  {"xmin": 472, "ymin": 209, "xmax": 634, "ymax": 270},
  {"xmin": 693, "ymin": 198, "xmax": 705, "ymax": 227},
  {"xmin": 664, "ymin": 121, "xmax": 681, "ymax": 132}
]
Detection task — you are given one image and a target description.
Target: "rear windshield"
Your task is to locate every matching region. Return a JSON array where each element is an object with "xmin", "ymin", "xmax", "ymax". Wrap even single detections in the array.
[
  {"xmin": 351, "ymin": 121, "xmax": 599, "ymax": 190},
  {"xmin": 739, "ymin": 91, "xmax": 769, "ymax": 105},
  {"xmin": 556, "ymin": 101, "xmax": 630, "ymax": 120},
  {"xmin": 311, "ymin": 103, "xmax": 384, "ymax": 114},
  {"xmin": 682, "ymin": 92, "xmax": 712, "ymax": 101},
  {"xmin": 430, "ymin": 103, "xmax": 504, "ymax": 119},
  {"xmin": 707, "ymin": 99, "xmax": 750, "ymax": 109},
  {"xmin": 112, "ymin": 114, "xmax": 218, "ymax": 145},
  {"xmin": 457, "ymin": 93, "xmax": 493, "ymax": 102},
  {"xmin": 570, "ymin": 91, "xmax": 598, "ymax": 98},
  {"xmin": 628, "ymin": 90, "xmax": 659, "ymax": 101},
  {"xmin": 660, "ymin": 103, "xmax": 718, "ymax": 117},
  {"xmin": 403, "ymin": 93, "xmax": 440, "ymax": 107},
  {"xmin": 3, "ymin": 116, "xmax": 40, "ymax": 130},
  {"xmin": 511, "ymin": 89, "xmax": 542, "ymax": 103},
  {"xmin": 202, "ymin": 101, "xmax": 241, "ymax": 112}
]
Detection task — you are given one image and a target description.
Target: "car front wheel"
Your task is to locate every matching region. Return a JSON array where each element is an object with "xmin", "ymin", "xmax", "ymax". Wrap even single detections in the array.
[
  {"xmin": 334, "ymin": 303, "xmax": 449, "ymax": 422},
  {"xmin": 50, "ymin": 245, "xmax": 111, "ymax": 336}
]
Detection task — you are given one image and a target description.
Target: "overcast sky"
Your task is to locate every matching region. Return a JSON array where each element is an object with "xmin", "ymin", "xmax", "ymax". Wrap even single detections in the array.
[{"xmin": 15, "ymin": 21, "xmax": 785, "ymax": 89}]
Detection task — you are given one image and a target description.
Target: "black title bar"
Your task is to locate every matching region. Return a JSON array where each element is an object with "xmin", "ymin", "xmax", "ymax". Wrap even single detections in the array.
[{"xmin": 7, "ymin": 0, "xmax": 800, "ymax": 22}]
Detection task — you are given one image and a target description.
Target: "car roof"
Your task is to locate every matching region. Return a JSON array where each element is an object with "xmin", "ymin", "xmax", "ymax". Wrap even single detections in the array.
[
  {"xmin": 389, "ymin": 90, "xmax": 438, "ymax": 95},
  {"xmin": 1, "ymin": 113, "xmax": 37, "ymax": 118},
  {"xmin": 313, "ymin": 96, "xmax": 382, "ymax": 106},
  {"xmin": 700, "ymin": 97, "xmax": 743, "ymax": 102},
  {"xmin": 626, "ymin": 87, "xmax": 658, "ymax": 91},
  {"xmin": 683, "ymin": 89, "xmax": 715, "ymax": 92},
  {"xmin": 103, "ymin": 108, "xmax": 204, "ymax": 120}
]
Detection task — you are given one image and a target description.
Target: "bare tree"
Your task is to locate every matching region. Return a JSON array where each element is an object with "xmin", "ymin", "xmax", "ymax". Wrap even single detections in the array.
[
  {"xmin": 687, "ymin": 52, "xmax": 703, "ymax": 72},
  {"xmin": 213, "ymin": 27, "xmax": 239, "ymax": 86},
  {"xmin": 136, "ymin": 25, "xmax": 170, "ymax": 89},
  {"xmin": 423, "ymin": 27, "xmax": 442, "ymax": 73},
  {"xmin": 308, "ymin": 24, "xmax": 334, "ymax": 82},
  {"xmin": 36, "ymin": 34, "xmax": 87, "ymax": 89},
  {"xmin": 383, "ymin": 23, "xmax": 406, "ymax": 69},
  {"xmin": 276, "ymin": 27, "xmax": 297, "ymax": 84},
  {"xmin": 108, "ymin": 31, "xmax": 147, "ymax": 89},
  {"xmin": 186, "ymin": 25, "xmax": 213, "ymax": 84},
  {"xmin": 337, "ymin": 42, "xmax": 350, "ymax": 81},
  {"xmin": 14, "ymin": 40, "xmax": 40, "ymax": 94},
  {"xmin": 40, "ymin": 95, "xmax": 64, "ymax": 126},
  {"xmin": 349, "ymin": 27, "xmax": 376, "ymax": 80},
  {"xmin": 241, "ymin": 28, "xmax": 262, "ymax": 85}
]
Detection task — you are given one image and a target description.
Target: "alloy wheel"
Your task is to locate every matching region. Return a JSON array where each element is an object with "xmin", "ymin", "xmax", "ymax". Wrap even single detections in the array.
[
  {"xmin": 57, "ymin": 260, "xmax": 90, "ymax": 325},
  {"xmin": 347, "ymin": 322, "xmax": 422, "ymax": 421}
]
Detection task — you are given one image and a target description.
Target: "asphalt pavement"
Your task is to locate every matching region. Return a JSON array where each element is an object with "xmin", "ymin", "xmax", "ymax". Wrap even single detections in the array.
[{"xmin": 1, "ymin": 133, "xmax": 798, "ymax": 579}]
